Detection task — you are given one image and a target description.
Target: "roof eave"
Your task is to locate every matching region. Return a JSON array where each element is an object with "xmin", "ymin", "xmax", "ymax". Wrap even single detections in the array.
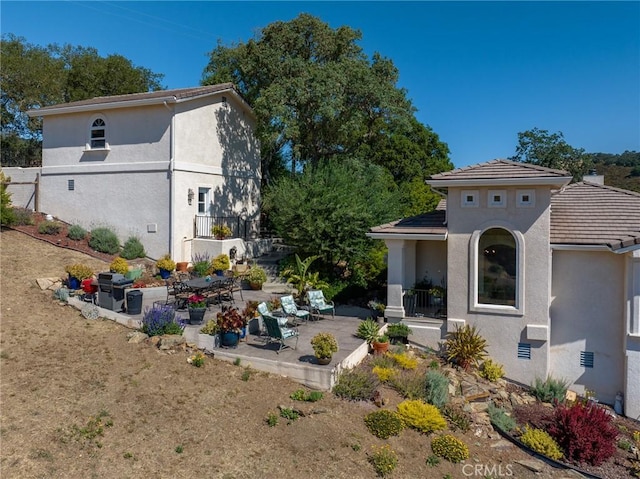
[
  {"xmin": 27, "ymin": 95, "xmax": 179, "ymax": 117},
  {"xmin": 427, "ymin": 177, "xmax": 571, "ymax": 188},
  {"xmin": 366, "ymin": 232, "xmax": 448, "ymax": 241}
]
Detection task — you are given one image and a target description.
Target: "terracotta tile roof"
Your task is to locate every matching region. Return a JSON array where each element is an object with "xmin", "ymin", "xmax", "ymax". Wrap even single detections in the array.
[
  {"xmin": 369, "ymin": 200, "xmax": 447, "ymax": 236},
  {"xmin": 30, "ymin": 83, "xmax": 238, "ymax": 113},
  {"xmin": 551, "ymin": 182, "xmax": 640, "ymax": 251},
  {"xmin": 428, "ymin": 159, "xmax": 571, "ymax": 184}
]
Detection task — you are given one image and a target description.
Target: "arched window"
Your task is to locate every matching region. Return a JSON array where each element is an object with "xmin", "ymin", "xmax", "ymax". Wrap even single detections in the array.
[
  {"xmin": 478, "ymin": 228, "xmax": 516, "ymax": 306},
  {"xmin": 90, "ymin": 118, "xmax": 106, "ymax": 149}
]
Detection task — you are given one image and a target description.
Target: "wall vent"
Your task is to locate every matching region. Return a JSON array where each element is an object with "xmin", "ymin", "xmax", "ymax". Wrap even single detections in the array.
[
  {"xmin": 580, "ymin": 351, "xmax": 594, "ymax": 368},
  {"xmin": 68, "ymin": 179, "xmax": 75, "ymax": 191},
  {"xmin": 517, "ymin": 343, "xmax": 531, "ymax": 360}
]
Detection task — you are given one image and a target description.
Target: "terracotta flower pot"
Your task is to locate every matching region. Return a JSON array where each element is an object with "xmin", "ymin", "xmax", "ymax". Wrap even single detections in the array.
[
  {"xmin": 372, "ymin": 341, "xmax": 389, "ymax": 355},
  {"xmin": 176, "ymin": 262, "xmax": 189, "ymax": 272}
]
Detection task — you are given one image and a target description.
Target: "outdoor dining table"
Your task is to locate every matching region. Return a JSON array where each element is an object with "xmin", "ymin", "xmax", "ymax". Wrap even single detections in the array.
[
  {"xmin": 184, "ymin": 277, "xmax": 227, "ymax": 308},
  {"xmin": 184, "ymin": 277, "xmax": 224, "ymax": 292}
]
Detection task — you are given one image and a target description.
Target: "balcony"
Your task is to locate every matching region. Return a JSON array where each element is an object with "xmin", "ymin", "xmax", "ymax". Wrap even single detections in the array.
[
  {"xmin": 194, "ymin": 215, "xmax": 258, "ymax": 241},
  {"xmin": 403, "ymin": 288, "xmax": 447, "ymax": 319}
]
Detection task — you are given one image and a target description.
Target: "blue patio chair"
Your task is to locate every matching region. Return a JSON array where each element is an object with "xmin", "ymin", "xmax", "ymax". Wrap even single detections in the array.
[
  {"xmin": 306, "ymin": 290, "xmax": 335, "ymax": 319},
  {"xmin": 280, "ymin": 295, "xmax": 311, "ymax": 324},
  {"xmin": 262, "ymin": 315, "xmax": 299, "ymax": 354}
]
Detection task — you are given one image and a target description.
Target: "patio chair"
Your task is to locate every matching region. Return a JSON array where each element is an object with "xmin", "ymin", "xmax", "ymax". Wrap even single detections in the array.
[
  {"xmin": 257, "ymin": 302, "xmax": 288, "ymax": 327},
  {"xmin": 165, "ymin": 279, "xmax": 190, "ymax": 310},
  {"xmin": 262, "ymin": 314, "xmax": 299, "ymax": 353},
  {"xmin": 280, "ymin": 294, "xmax": 311, "ymax": 324},
  {"xmin": 306, "ymin": 290, "xmax": 335, "ymax": 319}
]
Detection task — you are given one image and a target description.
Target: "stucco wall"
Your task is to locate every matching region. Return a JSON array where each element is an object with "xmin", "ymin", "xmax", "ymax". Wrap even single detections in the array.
[
  {"xmin": 550, "ymin": 250, "xmax": 625, "ymax": 405},
  {"xmin": 41, "ymin": 106, "xmax": 171, "ymax": 165},
  {"xmin": 38, "ymin": 170, "xmax": 171, "ymax": 258},
  {"xmin": 446, "ymin": 186, "xmax": 553, "ymax": 385},
  {"xmin": 416, "ymin": 240, "xmax": 447, "ymax": 286}
]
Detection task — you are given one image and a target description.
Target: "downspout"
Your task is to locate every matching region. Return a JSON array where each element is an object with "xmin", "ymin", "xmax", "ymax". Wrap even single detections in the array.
[{"xmin": 164, "ymin": 100, "xmax": 176, "ymax": 258}]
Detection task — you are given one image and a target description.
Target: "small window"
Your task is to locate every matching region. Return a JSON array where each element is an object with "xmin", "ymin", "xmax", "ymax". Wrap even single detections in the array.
[
  {"xmin": 488, "ymin": 190, "xmax": 506, "ymax": 208},
  {"xmin": 517, "ymin": 190, "xmax": 535, "ymax": 208},
  {"xmin": 517, "ymin": 343, "xmax": 531, "ymax": 360},
  {"xmin": 580, "ymin": 351, "xmax": 594, "ymax": 368},
  {"xmin": 461, "ymin": 190, "xmax": 478, "ymax": 208},
  {"xmin": 68, "ymin": 179, "xmax": 75, "ymax": 191},
  {"xmin": 90, "ymin": 118, "xmax": 106, "ymax": 148}
]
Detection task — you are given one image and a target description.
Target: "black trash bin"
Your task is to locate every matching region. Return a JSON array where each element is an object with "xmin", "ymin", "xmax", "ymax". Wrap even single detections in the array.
[{"xmin": 126, "ymin": 289, "xmax": 143, "ymax": 315}]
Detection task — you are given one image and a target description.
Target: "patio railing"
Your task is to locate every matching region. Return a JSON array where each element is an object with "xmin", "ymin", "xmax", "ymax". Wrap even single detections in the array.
[
  {"xmin": 403, "ymin": 288, "xmax": 447, "ymax": 319},
  {"xmin": 194, "ymin": 215, "xmax": 258, "ymax": 241}
]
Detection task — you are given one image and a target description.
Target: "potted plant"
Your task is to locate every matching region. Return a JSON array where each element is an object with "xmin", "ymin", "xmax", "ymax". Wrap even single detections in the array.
[
  {"xmin": 191, "ymin": 252, "xmax": 211, "ymax": 278},
  {"xmin": 372, "ymin": 334, "xmax": 390, "ymax": 355},
  {"xmin": 216, "ymin": 307, "xmax": 246, "ymax": 347},
  {"xmin": 211, "ymin": 224, "xmax": 232, "ymax": 240},
  {"xmin": 200, "ymin": 319, "xmax": 220, "ymax": 348},
  {"xmin": 65, "ymin": 263, "xmax": 94, "ymax": 289},
  {"xmin": 428, "ymin": 285, "xmax": 445, "ymax": 305},
  {"xmin": 187, "ymin": 293, "xmax": 207, "ymax": 325},
  {"xmin": 212, "ymin": 253, "xmax": 230, "ymax": 276},
  {"xmin": 109, "ymin": 256, "xmax": 128, "ymax": 275},
  {"xmin": 246, "ymin": 266, "xmax": 267, "ymax": 290},
  {"xmin": 310, "ymin": 332, "xmax": 338, "ymax": 365},
  {"xmin": 367, "ymin": 299, "xmax": 386, "ymax": 321},
  {"xmin": 241, "ymin": 300, "xmax": 260, "ymax": 335},
  {"xmin": 356, "ymin": 318, "xmax": 381, "ymax": 346},
  {"xmin": 156, "ymin": 254, "xmax": 176, "ymax": 279},
  {"xmin": 387, "ymin": 323, "xmax": 412, "ymax": 345}
]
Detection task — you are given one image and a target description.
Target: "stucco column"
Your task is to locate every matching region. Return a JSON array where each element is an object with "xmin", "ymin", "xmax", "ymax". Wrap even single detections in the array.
[
  {"xmin": 385, "ymin": 239, "xmax": 408, "ymax": 322},
  {"xmin": 624, "ymin": 250, "xmax": 640, "ymax": 418}
]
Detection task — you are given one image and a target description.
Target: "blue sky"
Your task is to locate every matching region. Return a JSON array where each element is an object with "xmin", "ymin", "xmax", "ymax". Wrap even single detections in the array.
[{"xmin": 2, "ymin": 1, "xmax": 639, "ymax": 168}]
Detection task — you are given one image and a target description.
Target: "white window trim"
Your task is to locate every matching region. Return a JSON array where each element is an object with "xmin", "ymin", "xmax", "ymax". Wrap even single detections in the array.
[
  {"xmin": 469, "ymin": 223, "xmax": 525, "ymax": 316},
  {"xmin": 488, "ymin": 189, "xmax": 506, "ymax": 208},
  {"xmin": 197, "ymin": 186, "xmax": 212, "ymax": 215},
  {"xmin": 517, "ymin": 189, "xmax": 535, "ymax": 208},
  {"xmin": 85, "ymin": 113, "xmax": 110, "ymax": 152},
  {"xmin": 461, "ymin": 190, "xmax": 478, "ymax": 208}
]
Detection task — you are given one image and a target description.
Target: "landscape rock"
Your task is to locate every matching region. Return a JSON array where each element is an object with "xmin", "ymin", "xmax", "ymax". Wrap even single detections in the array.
[{"xmin": 127, "ymin": 331, "xmax": 149, "ymax": 344}]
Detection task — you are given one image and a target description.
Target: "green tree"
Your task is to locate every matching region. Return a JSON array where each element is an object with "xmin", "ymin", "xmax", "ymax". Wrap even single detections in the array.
[
  {"xmin": 0, "ymin": 171, "xmax": 16, "ymax": 225},
  {"xmin": 202, "ymin": 14, "xmax": 415, "ymax": 182},
  {"xmin": 263, "ymin": 158, "xmax": 399, "ymax": 277},
  {"xmin": 510, "ymin": 128, "xmax": 593, "ymax": 182}
]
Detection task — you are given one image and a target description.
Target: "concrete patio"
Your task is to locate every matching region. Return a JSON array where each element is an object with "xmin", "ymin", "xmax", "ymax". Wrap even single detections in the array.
[{"xmin": 67, "ymin": 284, "xmax": 381, "ymax": 390}]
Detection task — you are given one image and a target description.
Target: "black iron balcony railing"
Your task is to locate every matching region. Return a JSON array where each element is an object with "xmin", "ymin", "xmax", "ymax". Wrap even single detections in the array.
[
  {"xmin": 194, "ymin": 215, "xmax": 257, "ymax": 241},
  {"xmin": 403, "ymin": 288, "xmax": 447, "ymax": 319}
]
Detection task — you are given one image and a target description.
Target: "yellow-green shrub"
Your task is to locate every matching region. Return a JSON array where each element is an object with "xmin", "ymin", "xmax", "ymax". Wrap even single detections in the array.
[
  {"xmin": 431, "ymin": 434, "xmax": 470, "ymax": 463},
  {"xmin": 372, "ymin": 366, "xmax": 395, "ymax": 382},
  {"xmin": 520, "ymin": 426, "xmax": 563, "ymax": 460},
  {"xmin": 391, "ymin": 352, "xmax": 418, "ymax": 370},
  {"xmin": 397, "ymin": 399, "xmax": 447, "ymax": 434},
  {"xmin": 364, "ymin": 410, "xmax": 404, "ymax": 439},
  {"xmin": 479, "ymin": 359, "xmax": 505, "ymax": 382},
  {"xmin": 109, "ymin": 256, "xmax": 129, "ymax": 275}
]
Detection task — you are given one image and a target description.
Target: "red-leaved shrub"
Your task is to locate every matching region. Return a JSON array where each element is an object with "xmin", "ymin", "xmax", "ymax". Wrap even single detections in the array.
[{"xmin": 547, "ymin": 401, "xmax": 618, "ymax": 466}]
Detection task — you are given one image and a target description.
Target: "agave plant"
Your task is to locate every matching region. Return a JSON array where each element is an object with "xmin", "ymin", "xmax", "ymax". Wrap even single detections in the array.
[{"xmin": 444, "ymin": 324, "xmax": 488, "ymax": 370}]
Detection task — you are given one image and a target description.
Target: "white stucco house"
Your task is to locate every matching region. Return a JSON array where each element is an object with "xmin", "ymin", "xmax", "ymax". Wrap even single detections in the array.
[
  {"xmin": 369, "ymin": 160, "xmax": 640, "ymax": 418},
  {"xmin": 26, "ymin": 84, "xmax": 261, "ymax": 260}
]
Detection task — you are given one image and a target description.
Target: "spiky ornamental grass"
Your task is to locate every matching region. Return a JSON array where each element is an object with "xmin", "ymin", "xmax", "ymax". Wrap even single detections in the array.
[{"xmin": 444, "ymin": 324, "xmax": 488, "ymax": 370}]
